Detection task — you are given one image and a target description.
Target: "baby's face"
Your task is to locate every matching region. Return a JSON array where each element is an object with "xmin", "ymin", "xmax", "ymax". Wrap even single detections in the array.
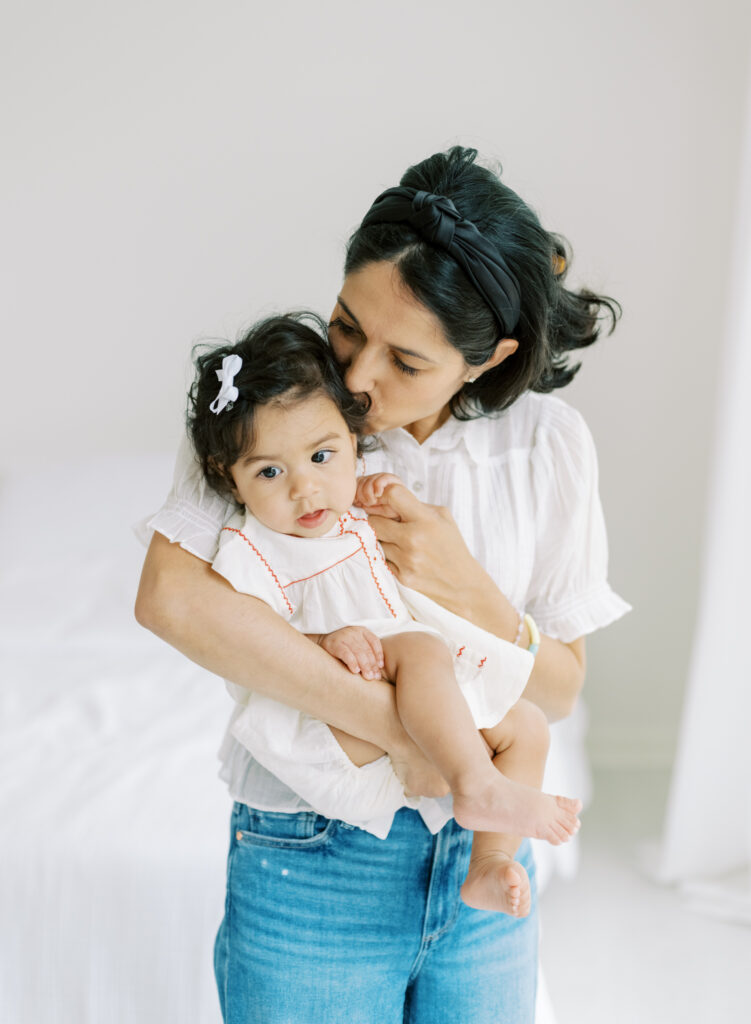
[{"xmin": 229, "ymin": 392, "xmax": 358, "ymax": 537}]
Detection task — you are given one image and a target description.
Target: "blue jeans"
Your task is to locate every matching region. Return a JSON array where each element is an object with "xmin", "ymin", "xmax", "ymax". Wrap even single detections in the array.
[{"xmin": 214, "ymin": 804, "xmax": 538, "ymax": 1024}]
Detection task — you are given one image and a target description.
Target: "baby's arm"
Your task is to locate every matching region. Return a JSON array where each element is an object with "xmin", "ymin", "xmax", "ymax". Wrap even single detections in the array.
[
  {"xmin": 355, "ymin": 473, "xmax": 408, "ymax": 520},
  {"xmin": 314, "ymin": 626, "xmax": 385, "ymax": 681}
]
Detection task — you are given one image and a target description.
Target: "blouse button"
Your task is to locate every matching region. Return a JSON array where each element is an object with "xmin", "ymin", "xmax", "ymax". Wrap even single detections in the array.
[{"xmin": 413, "ymin": 481, "xmax": 424, "ymax": 493}]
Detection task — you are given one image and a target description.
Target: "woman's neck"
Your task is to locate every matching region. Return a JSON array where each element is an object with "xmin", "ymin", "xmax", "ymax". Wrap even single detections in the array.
[{"xmin": 404, "ymin": 404, "xmax": 452, "ymax": 445}]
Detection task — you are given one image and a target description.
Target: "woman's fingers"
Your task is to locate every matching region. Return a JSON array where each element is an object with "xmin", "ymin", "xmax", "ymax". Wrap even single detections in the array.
[
  {"xmin": 370, "ymin": 486, "xmax": 474, "ymax": 602},
  {"xmin": 374, "ymin": 482, "xmax": 429, "ymax": 525}
]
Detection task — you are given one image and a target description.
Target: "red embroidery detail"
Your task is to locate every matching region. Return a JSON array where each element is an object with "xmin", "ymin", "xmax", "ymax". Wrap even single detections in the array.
[
  {"xmin": 456, "ymin": 646, "xmax": 465, "ymax": 658},
  {"xmin": 372, "ymin": 543, "xmax": 396, "ymax": 576},
  {"xmin": 343, "ymin": 509, "xmax": 369, "ymax": 525},
  {"xmin": 478, "ymin": 657, "xmax": 487, "ymax": 669},
  {"xmin": 285, "ymin": 548, "xmax": 360, "ymax": 587},
  {"xmin": 221, "ymin": 527, "xmax": 293, "ymax": 614},
  {"xmin": 338, "ymin": 513, "xmax": 397, "ymax": 619}
]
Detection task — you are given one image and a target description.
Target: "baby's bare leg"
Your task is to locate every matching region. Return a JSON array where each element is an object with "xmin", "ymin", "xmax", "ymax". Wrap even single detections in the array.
[
  {"xmin": 381, "ymin": 630, "xmax": 494, "ymax": 787},
  {"xmin": 462, "ymin": 699, "xmax": 557, "ymax": 916},
  {"xmin": 328, "ymin": 728, "xmax": 386, "ymax": 767},
  {"xmin": 383, "ymin": 633, "xmax": 581, "ymax": 842}
]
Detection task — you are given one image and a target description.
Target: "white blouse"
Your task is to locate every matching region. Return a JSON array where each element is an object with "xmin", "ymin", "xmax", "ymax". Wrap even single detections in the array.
[{"xmin": 142, "ymin": 390, "xmax": 630, "ymax": 814}]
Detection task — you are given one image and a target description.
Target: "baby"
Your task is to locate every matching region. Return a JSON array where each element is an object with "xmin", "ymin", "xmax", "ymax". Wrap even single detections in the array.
[{"xmin": 188, "ymin": 312, "xmax": 581, "ymax": 916}]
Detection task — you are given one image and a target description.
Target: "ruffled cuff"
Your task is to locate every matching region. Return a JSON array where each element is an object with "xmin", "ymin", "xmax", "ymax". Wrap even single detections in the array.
[
  {"xmin": 530, "ymin": 582, "xmax": 631, "ymax": 644},
  {"xmin": 134, "ymin": 497, "xmax": 224, "ymax": 563}
]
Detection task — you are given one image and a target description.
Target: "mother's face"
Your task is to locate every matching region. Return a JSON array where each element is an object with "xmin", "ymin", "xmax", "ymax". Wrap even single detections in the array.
[{"xmin": 328, "ymin": 261, "xmax": 474, "ymax": 443}]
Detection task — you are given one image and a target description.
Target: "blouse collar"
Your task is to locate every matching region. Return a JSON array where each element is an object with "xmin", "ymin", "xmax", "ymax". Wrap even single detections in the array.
[{"xmin": 374, "ymin": 412, "xmax": 498, "ymax": 464}]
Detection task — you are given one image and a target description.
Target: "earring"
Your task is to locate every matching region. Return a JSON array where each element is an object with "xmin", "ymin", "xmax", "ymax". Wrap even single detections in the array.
[{"xmin": 467, "ymin": 377, "xmax": 476, "ymax": 384}]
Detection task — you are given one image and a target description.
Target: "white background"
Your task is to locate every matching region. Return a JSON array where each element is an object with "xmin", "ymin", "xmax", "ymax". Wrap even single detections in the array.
[{"xmin": 2, "ymin": 0, "xmax": 750, "ymax": 769}]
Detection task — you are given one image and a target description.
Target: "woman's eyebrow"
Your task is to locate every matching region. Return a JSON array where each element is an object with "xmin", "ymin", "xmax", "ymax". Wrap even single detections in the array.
[
  {"xmin": 335, "ymin": 296, "xmax": 362, "ymax": 328},
  {"xmin": 335, "ymin": 295, "xmax": 438, "ymax": 364}
]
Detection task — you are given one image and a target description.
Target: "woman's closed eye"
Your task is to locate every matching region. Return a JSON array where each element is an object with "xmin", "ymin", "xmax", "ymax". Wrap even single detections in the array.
[
  {"xmin": 328, "ymin": 317, "xmax": 358, "ymax": 339},
  {"xmin": 391, "ymin": 354, "xmax": 419, "ymax": 377},
  {"xmin": 330, "ymin": 316, "xmax": 420, "ymax": 377}
]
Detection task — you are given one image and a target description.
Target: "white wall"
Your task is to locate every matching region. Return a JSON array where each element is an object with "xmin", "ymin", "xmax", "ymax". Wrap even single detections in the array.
[{"xmin": 2, "ymin": 0, "xmax": 750, "ymax": 767}]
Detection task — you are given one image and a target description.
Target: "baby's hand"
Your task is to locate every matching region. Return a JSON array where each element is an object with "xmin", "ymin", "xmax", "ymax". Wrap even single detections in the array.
[
  {"xmin": 355, "ymin": 473, "xmax": 404, "ymax": 520},
  {"xmin": 319, "ymin": 626, "xmax": 384, "ymax": 680}
]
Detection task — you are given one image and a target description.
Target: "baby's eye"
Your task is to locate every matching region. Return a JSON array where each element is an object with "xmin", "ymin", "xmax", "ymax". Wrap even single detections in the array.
[
  {"xmin": 258, "ymin": 466, "xmax": 281, "ymax": 479},
  {"xmin": 311, "ymin": 449, "xmax": 334, "ymax": 464}
]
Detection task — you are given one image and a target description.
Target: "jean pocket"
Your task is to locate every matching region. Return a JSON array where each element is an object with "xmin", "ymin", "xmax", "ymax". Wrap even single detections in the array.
[{"xmin": 231, "ymin": 804, "xmax": 337, "ymax": 849}]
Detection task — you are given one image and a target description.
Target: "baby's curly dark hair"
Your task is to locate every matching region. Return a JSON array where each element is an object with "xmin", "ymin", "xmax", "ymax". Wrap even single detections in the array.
[{"xmin": 188, "ymin": 312, "xmax": 370, "ymax": 500}]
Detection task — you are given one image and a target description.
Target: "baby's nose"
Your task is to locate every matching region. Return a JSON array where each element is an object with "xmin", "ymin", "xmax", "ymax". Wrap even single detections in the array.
[{"xmin": 289, "ymin": 472, "xmax": 318, "ymax": 500}]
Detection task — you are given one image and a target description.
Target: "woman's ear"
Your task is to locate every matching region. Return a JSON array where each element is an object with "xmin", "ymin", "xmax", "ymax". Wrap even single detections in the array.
[{"xmin": 466, "ymin": 338, "xmax": 519, "ymax": 382}]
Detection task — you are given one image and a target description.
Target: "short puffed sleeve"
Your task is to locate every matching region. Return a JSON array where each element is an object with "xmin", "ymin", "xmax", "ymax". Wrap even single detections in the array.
[
  {"xmin": 211, "ymin": 512, "xmax": 295, "ymax": 621},
  {"xmin": 137, "ymin": 434, "xmax": 237, "ymax": 562},
  {"xmin": 525, "ymin": 401, "xmax": 631, "ymax": 643}
]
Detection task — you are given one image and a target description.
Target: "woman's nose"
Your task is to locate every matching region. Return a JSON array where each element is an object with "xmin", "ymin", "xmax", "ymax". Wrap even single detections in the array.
[{"xmin": 344, "ymin": 345, "xmax": 377, "ymax": 396}]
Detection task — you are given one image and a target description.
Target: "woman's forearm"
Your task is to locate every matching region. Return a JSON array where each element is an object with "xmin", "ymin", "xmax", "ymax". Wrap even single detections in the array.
[
  {"xmin": 449, "ymin": 565, "xmax": 586, "ymax": 723},
  {"xmin": 135, "ymin": 532, "xmax": 405, "ymax": 749}
]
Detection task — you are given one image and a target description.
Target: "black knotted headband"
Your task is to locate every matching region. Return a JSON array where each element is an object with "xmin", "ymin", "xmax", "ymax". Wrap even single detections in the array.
[{"xmin": 360, "ymin": 186, "xmax": 521, "ymax": 335}]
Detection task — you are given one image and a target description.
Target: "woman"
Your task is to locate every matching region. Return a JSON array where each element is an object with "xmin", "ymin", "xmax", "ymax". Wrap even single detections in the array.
[{"xmin": 136, "ymin": 146, "xmax": 629, "ymax": 1023}]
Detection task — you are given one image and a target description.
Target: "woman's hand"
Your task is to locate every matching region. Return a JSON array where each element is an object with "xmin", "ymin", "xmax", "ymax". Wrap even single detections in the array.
[
  {"xmin": 368, "ymin": 484, "xmax": 588, "ymax": 722},
  {"xmin": 354, "ymin": 472, "xmax": 404, "ymax": 519},
  {"xmin": 367, "ymin": 482, "xmax": 489, "ymax": 616}
]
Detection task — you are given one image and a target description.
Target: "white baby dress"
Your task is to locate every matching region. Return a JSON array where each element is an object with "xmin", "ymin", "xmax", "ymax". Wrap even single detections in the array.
[{"xmin": 212, "ymin": 506, "xmax": 534, "ymax": 838}]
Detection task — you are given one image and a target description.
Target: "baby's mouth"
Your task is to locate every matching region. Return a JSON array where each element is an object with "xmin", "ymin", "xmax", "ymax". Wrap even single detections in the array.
[{"xmin": 296, "ymin": 509, "xmax": 329, "ymax": 529}]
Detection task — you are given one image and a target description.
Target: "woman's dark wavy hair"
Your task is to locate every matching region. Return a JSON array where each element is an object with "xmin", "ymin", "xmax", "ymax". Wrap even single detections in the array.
[
  {"xmin": 187, "ymin": 313, "xmax": 369, "ymax": 499},
  {"xmin": 345, "ymin": 146, "xmax": 621, "ymax": 417}
]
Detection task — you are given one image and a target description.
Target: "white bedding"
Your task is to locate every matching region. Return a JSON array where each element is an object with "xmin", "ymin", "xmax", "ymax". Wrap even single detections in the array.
[
  {"xmin": 0, "ymin": 456, "xmax": 230, "ymax": 1024},
  {"xmin": 0, "ymin": 454, "xmax": 589, "ymax": 1024}
]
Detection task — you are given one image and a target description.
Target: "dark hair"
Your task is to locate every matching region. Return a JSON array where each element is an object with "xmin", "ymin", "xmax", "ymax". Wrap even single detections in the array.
[
  {"xmin": 345, "ymin": 146, "xmax": 621, "ymax": 417},
  {"xmin": 187, "ymin": 313, "xmax": 369, "ymax": 499}
]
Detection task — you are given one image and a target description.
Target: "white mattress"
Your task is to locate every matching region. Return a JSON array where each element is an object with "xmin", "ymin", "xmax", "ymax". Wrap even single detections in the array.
[
  {"xmin": 0, "ymin": 454, "xmax": 590, "ymax": 1024},
  {"xmin": 0, "ymin": 456, "xmax": 231, "ymax": 1024}
]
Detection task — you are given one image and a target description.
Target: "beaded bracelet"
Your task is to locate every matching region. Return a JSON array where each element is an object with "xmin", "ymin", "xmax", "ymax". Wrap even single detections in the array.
[{"xmin": 523, "ymin": 613, "xmax": 540, "ymax": 657}]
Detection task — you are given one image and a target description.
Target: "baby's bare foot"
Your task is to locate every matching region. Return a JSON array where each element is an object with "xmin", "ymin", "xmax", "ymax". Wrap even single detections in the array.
[
  {"xmin": 461, "ymin": 852, "xmax": 532, "ymax": 917},
  {"xmin": 452, "ymin": 774, "xmax": 582, "ymax": 845}
]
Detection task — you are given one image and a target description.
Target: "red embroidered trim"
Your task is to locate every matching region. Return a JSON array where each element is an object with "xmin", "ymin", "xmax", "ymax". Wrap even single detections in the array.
[
  {"xmin": 456, "ymin": 646, "xmax": 465, "ymax": 658},
  {"xmin": 338, "ymin": 513, "xmax": 397, "ymax": 619},
  {"xmin": 375, "ymin": 544, "xmax": 396, "ymax": 576},
  {"xmin": 285, "ymin": 548, "xmax": 360, "ymax": 587},
  {"xmin": 342, "ymin": 509, "xmax": 369, "ymax": 525},
  {"xmin": 477, "ymin": 657, "xmax": 487, "ymax": 669},
  {"xmin": 221, "ymin": 527, "xmax": 294, "ymax": 614}
]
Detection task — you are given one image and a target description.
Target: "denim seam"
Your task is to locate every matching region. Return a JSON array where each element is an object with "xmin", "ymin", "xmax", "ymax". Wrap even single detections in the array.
[
  {"xmin": 409, "ymin": 825, "xmax": 466, "ymax": 985},
  {"xmin": 234, "ymin": 818, "xmax": 337, "ymax": 849},
  {"xmin": 407, "ymin": 830, "xmax": 441, "ymax": 983},
  {"xmin": 219, "ymin": 815, "xmax": 239, "ymax": 1021}
]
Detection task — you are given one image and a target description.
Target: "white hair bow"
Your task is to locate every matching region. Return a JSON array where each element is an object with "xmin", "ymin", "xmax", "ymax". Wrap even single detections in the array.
[{"xmin": 210, "ymin": 354, "xmax": 243, "ymax": 414}]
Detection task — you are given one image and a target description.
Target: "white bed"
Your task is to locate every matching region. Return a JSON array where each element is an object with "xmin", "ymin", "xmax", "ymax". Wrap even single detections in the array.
[{"xmin": 0, "ymin": 454, "xmax": 590, "ymax": 1024}]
